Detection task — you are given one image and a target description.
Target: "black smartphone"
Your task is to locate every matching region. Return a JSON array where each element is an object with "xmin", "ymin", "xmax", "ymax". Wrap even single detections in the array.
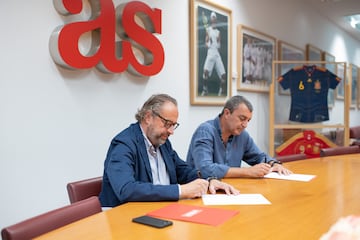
[{"xmin": 132, "ymin": 215, "xmax": 173, "ymax": 228}]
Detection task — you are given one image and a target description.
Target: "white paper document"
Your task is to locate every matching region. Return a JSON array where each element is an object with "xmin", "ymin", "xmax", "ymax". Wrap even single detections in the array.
[
  {"xmin": 264, "ymin": 172, "xmax": 316, "ymax": 182},
  {"xmin": 202, "ymin": 194, "xmax": 271, "ymax": 205}
]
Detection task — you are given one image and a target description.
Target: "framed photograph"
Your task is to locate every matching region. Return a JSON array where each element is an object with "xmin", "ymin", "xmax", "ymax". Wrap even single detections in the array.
[
  {"xmin": 322, "ymin": 52, "xmax": 336, "ymax": 108},
  {"xmin": 237, "ymin": 25, "xmax": 276, "ymax": 92},
  {"xmin": 189, "ymin": 0, "xmax": 232, "ymax": 105},
  {"xmin": 358, "ymin": 69, "xmax": 360, "ymax": 110},
  {"xmin": 277, "ymin": 41, "xmax": 305, "ymax": 95},
  {"xmin": 349, "ymin": 64, "xmax": 359, "ymax": 109},
  {"xmin": 306, "ymin": 44, "xmax": 322, "ymax": 66},
  {"xmin": 336, "ymin": 62, "xmax": 346, "ymax": 100},
  {"xmin": 358, "ymin": 67, "xmax": 360, "ymax": 110}
]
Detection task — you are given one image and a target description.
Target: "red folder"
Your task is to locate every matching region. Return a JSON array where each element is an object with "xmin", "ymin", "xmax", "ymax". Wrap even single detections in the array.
[{"xmin": 147, "ymin": 203, "xmax": 239, "ymax": 226}]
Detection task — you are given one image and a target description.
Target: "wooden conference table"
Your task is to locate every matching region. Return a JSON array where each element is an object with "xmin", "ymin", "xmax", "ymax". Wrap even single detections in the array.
[{"xmin": 35, "ymin": 154, "xmax": 360, "ymax": 240}]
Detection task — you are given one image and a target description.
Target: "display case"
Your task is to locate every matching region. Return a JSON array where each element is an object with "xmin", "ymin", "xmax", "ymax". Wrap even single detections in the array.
[{"xmin": 269, "ymin": 60, "xmax": 350, "ymax": 157}]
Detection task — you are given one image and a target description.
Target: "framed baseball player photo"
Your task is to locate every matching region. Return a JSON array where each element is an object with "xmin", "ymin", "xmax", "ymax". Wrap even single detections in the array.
[
  {"xmin": 189, "ymin": 0, "xmax": 232, "ymax": 106},
  {"xmin": 237, "ymin": 25, "xmax": 276, "ymax": 92},
  {"xmin": 277, "ymin": 41, "xmax": 305, "ymax": 95}
]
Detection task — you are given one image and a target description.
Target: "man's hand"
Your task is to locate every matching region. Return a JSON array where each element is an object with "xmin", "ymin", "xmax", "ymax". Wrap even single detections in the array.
[
  {"xmin": 180, "ymin": 179, "xmax": 209, "ymax": 199},
  {"xmin": 208, "ymin": 179, "xmax": 240, "ymax": 195},
  {"xmin": 271, "ymin": 164, "xmax": 292, "ymax": 175},
  {"xmin": 246, "ymin": 163, "xmax": 272, "ymax": 177}
]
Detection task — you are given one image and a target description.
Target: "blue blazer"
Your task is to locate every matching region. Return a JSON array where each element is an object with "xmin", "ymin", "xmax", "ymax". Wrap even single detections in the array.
[{"xmin": 99, "ymin": 122, "xmax": 198, "ymax": 207}]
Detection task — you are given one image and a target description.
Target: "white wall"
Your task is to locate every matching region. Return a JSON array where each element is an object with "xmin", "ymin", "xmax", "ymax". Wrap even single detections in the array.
[{"xmin": 0, "ymin": 0, "xmax": 359, "ymax": 229}]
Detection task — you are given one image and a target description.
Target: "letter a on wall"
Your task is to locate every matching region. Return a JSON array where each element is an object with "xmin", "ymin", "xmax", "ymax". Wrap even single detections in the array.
[{"xmin": 49, "ymin": 0, "xmax": 164, "ymax": 76}]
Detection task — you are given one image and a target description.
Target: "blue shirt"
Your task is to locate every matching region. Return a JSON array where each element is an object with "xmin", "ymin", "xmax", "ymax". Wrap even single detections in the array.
[{"xmin": 186, "ymin": 116, "xmax": 274, "ymax": 178}]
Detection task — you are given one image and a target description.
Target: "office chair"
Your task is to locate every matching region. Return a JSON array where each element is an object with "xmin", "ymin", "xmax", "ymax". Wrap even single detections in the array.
[
  {"xmin": 349, "ymin": 126, "xmax": 360, "ymax": 146},
  {"xmin": 1, "ymin": 196, "xmax": 102, "ymax": 240},
  {"xmin": 67, "ymin": 176, "xmax": 102, "ymax": 204},
  {"xmin": 275, "ymin": 153, "xmax": 308, "ymax": 163},
  {"xmin": 320, "ymin": 145, "xmax": 360, "ymax": 157}
]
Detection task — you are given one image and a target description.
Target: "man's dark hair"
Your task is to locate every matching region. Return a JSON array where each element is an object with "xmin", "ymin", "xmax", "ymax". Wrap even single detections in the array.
[{"xmin": 220, "ymin": 95, "xmax": 253, "ymax": 115}]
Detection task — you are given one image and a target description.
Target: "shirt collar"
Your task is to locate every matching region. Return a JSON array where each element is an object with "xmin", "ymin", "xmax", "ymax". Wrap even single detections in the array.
[
  {"xmin": 140, "ymin": 125, "xmax": 154, "ymax": 150},
  {"xmin": 215, "ymin": 115, "xmax": 234, "ymax": 143}
]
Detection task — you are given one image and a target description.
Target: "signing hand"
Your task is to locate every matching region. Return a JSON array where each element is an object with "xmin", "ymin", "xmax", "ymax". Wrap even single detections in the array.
[
  {"xmin": 246, "ymin": 163, "xmax": 272, "ymax": 178},
  {"xmin": 180, "ymin": 179, "xmax": 209, "ymax": 199}
]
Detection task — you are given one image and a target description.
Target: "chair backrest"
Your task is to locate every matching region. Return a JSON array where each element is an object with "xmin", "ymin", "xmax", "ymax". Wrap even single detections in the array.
[
  {"xmin": 320, "ymin": 145, "xmax": 360, "ymax": 157},
  {"xmin": 1, "ymin": 196, "xmax": 101, "ymax": 240},
  {"xmin": 67, "ymin": 176, "xmax": 102, "ymax": 204},
  {"xmin": 275, "ymin": 153, "xmax": 308, "ymax": 163},
  {"xmin": 350, "ymin": 126, "xmax": 360, "ymax": 146},
  {"xmin": 349, "ymin": 126, "xmax": 360, "ymax": 139}
]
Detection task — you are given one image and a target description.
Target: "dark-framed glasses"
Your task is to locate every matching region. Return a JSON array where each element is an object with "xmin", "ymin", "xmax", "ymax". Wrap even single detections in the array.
[{"xmin": 152, "ymin": 111, "xmax": 180, "ymax": 130}]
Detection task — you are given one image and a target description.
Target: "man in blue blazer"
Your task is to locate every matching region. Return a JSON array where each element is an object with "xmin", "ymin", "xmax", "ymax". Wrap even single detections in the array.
[{"xmin": 99, "ymin": 94, "xmax": 239, "ymax": 207}]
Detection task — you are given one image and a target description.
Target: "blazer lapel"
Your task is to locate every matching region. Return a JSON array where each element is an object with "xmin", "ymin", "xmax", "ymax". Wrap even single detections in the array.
[
  {"xmin": 134, "ymin": 123, "xmax": 153, "ymax": 182},
  {"xmin": 159, "ymin": 143, "xmax": 177, "ymax": 184}
]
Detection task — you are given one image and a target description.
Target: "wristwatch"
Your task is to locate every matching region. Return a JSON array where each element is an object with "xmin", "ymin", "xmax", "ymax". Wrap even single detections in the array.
[
  {"xmin": 269, "ymin": 160, "xmax": 282, "ymax": 167},
  {"xmin": 206, "ymin": 176, "xmax": 218, "ymax": 182}
]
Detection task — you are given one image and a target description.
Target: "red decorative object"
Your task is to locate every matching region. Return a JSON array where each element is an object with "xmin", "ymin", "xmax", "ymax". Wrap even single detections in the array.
[{"xmin": 276, "ymin": 130, "xmax": 337, "ymax": 158}]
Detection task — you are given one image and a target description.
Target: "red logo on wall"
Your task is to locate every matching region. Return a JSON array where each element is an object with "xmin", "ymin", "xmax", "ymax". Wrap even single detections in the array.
[{"xmin": 49, "ymin": 0, "xmax": 164, "ymax": 76}]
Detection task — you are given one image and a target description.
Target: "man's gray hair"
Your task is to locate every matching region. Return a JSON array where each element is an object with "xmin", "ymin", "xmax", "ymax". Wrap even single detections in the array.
[{"xmin": 135, "ymin": 94, "xmax": 177, "ymax": 122}]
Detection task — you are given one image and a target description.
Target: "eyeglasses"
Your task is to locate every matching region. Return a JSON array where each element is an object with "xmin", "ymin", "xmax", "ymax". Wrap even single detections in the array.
[{"xmin": 152, "ymin": 111, "xmax": 180, "ymax": 130}]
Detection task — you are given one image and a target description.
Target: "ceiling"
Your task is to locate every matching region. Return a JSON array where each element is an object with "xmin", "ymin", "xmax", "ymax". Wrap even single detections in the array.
[{"xmin": 307, "ymin": 0, "xmax": 360, "ymax": 42}]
